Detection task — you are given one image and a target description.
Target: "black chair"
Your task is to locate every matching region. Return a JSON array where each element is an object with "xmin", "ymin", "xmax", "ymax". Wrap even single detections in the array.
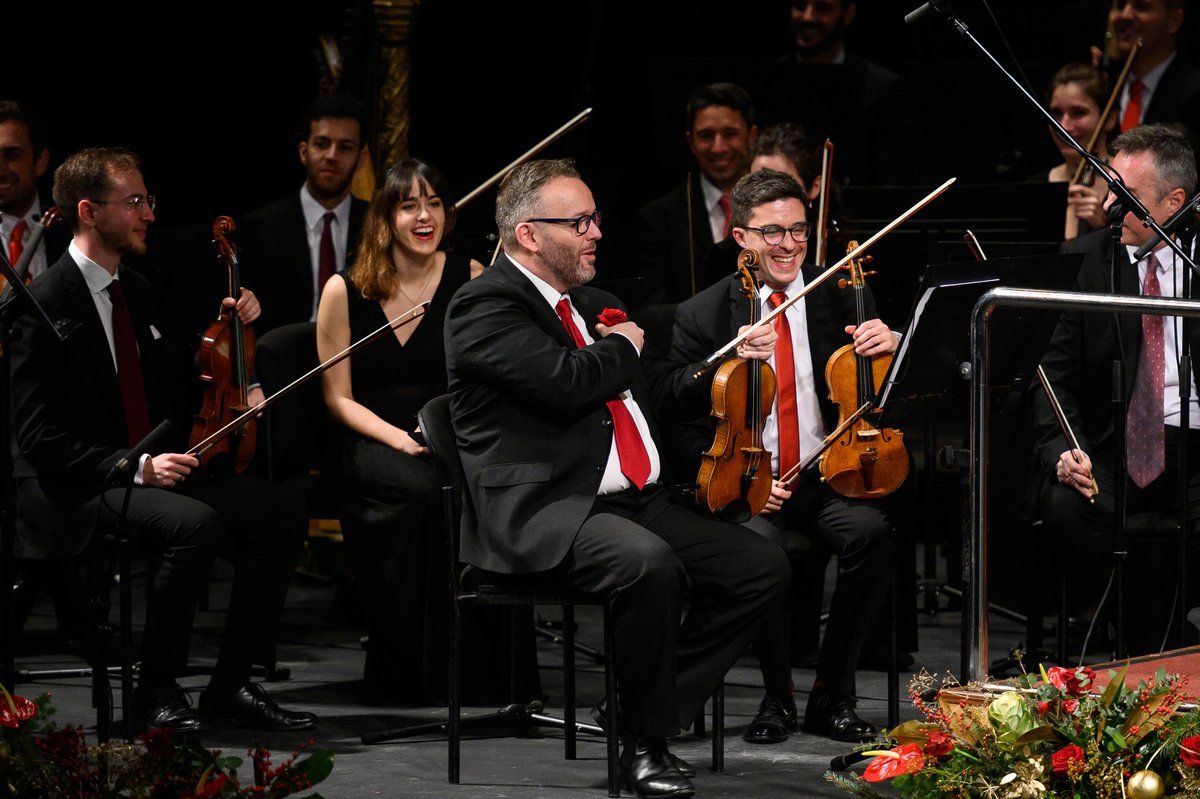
[{"xmin": 412, "ymin": 394, "xmax": 622, "ymax": 795}]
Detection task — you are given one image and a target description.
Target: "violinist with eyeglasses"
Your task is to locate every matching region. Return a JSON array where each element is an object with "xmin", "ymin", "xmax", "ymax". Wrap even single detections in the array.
[{"xmin": 656, "ymin": 168, "xmax": 900, "ymax": 743}]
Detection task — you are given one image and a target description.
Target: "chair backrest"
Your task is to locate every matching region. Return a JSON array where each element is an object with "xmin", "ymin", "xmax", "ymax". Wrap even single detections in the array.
[
  {"xmin": 417, "ymin": 395, "xmax": 466, "ymax": 569},
  {"xmin": 254, "ymin": 322, "xmax": 331, "ymax": 480}
]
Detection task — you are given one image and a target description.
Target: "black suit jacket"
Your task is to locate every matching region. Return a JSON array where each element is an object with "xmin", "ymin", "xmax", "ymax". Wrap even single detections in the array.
[
  {"xmin": 445, "ymin": 255, "xmax": 655, "ymax": 574},
  {"xmin": 10, "ymin": 250, "xmax": 190, "ymax": 558},
  {"xmin": 1144, "ymin": 53, "xmax": 1200, "ymax": 143},
  {"xmin": 243, "ymin": 192, "xmax": 368, "ymax": 333},
  {"xmin": 632, "ymin": 176, "xmax": 719, "ymax": 308},
  {"xmin": 1035, "ymin": 228, "xmax": 1200, "ymax": 469},
  {"xmin": 654, "ymin": 264, "xmax": 870, "ymax": 480}
]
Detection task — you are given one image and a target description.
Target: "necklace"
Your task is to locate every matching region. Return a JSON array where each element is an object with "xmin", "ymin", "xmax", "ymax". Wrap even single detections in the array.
[{"xmin": 394, "ymin": 263, "xmax": 438, "ymax": 308}]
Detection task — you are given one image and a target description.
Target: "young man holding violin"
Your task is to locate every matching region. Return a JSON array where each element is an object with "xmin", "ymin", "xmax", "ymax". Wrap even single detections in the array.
[
  {"xmin": 655, "ymin": 168, "xmax": 899, "ymax": 743},
  {"xmin": 8, "ymin": 147, "xmax": 314, "ymax": 734}
]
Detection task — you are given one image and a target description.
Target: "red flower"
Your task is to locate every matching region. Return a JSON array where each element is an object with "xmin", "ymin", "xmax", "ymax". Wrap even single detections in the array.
[
  {"xmin": 863, "ymin": 743, "xmax": 926, "ymax": 782},
  {"xmin": 1181, "ymin": 735, "xmax": 1200, "ymax": 767},
  {"xmin": 1062, "ymin": 698, "xmax": 1079, "ymax": 714},
  {"xmin": 140, "ymin": 726, "xmax": 176, "ymax": 758},
  {"xmin": 924, "ymin": 731, "xmax": 955, "ymax": 759},
  {"xmin": 597, "ymin": 307, "xmax": 627, "ymax": 326},
  {"xmin": 0, "ymin": 693, "xmax": 37, "ymax": 728},
  {"xmin": 187, "ymin": 774, "xmax": 227, "ymax": 799},
  {"xmin": 1037, "ymin": 701, "xmax": 1050, "ymax": 715},
  {"xmin": 1046, "ymin": 666, "xmax": 1096, "ymax": 696},
  {"xmin": 1051, "ymin": 743, "xmax": 1085, "ymax": 774}
]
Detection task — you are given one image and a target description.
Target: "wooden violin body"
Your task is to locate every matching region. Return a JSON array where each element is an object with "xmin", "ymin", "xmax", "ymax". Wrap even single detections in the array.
[
  {"xmin": 818, "ymin": 241, "xmax": 907, "ymax": 499},
  {"xmin": 696, "ymin": 249, "xmax": 776, "ymax": 521},
  {"xmin": 189, "ymin": 216, "xmax": 257, "ymax": 474}
]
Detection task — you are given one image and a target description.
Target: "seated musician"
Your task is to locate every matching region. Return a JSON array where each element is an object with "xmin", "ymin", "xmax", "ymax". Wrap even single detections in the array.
[
  {"xmin": 1036, "ymin": 123, "xmax": 1199, "ymax": 656},
  {"xmin": 315, "ymin": 158, "xmax": 487, "ymax": 703},
  {"xmin": 444, "ymin": 158, "xmax": 789, "ymax": 799},
  {"xmin": 656, "ymin": 168, "xmax": 898, "ymax": 742},
  {"xmin": 9, "ymin": 147, "xmax": 314, "ymax": 733}
]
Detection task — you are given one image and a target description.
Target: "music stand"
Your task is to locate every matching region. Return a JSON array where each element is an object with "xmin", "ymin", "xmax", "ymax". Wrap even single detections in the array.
[{"xmin": 875, "ymin": 252, "xmax": 1080, "ymax": 674}]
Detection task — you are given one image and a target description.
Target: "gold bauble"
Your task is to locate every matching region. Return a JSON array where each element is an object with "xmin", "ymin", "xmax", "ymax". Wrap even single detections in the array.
[{"xmin": 1127, "ymin": 769, "xmax": 1165, "ymax": 799}]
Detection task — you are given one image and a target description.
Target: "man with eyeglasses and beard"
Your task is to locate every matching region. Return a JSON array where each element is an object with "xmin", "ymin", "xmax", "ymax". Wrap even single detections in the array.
[
  {"xmin": 9, "ymin": 146, "xmax": 314, "ymax": 735},
  {"xmin": 445, "ymin": 158, "xmax": 789, "ymax": 798},
  {"xmin": 656, "ymin": 168, "xmax": 899, "ymax": 744}
]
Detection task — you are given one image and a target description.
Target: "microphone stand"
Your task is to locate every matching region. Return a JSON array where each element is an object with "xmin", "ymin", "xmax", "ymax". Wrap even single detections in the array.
[
  {"xmin": 1107, "ymin": 202, "xmax": 1129, "ymax": 660},
  {"xmin": 908, "ymin": 0, "xmax": 1199, "ymax": 676},
  {"xmin": 0, "ymin": 243, "xmax": 75, "ymax": 691}
]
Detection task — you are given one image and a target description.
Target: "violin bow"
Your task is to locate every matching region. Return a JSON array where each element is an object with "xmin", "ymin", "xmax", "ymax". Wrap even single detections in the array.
[
  {"xmin": 188, "ymin": 301, "xmax": 430, "ymax": 459},
  {"xmin": 694, "ymin": 177, "xmax": 957, "ymax": 378},
  {"xmin": 778, "ymin": 400, "xmax": 873, "ymax": 489},
  {"xmin": 0, "ymin": 206, "xmax": 61, "ymax": 305},
  {"xmin": 963, "ymin": 229, "xmax": 1097, "ymax": 502},
  {"xmin": 813, "ymin": 139, "xmax": 834, "ymax": 268},
  {"xmin": 456, "ymin": 107, "xmax": 592, "ymax": 209},
  {"xmin": 1069, "ymin": 39, "xmax": 1140, "ymax": 186}
]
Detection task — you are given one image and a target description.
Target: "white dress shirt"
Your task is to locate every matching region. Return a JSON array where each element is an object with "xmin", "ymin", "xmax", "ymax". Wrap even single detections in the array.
[{"xmin": 299, "ymin": 187, "xmax": 353, "ymax": 321}]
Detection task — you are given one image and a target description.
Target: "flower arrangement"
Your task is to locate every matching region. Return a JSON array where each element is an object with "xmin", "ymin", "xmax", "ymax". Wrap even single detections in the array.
[
  {"xmin": 827, "ymin": 664, "xmax": 1200, "ymax": 799},
  {"xmin": 0, "ymin": 685, "xmax": 333, "ymax": 798}
]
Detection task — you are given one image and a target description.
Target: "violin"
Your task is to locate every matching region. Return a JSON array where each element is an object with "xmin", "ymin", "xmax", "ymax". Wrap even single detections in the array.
[
  {"xmin": 818, "ymin": 241, "xmax": 908, "ymax": 499},
  {"xmin": 696, "ymin": 249, "xmax": 777, "ymax": 522},
  {"xmin": 0, "ymin": 206, "xmax": 60, "ymax": 299},
  {"xmin": 188, "ymin": 216, "xmax": 257, "ymax": 474}
]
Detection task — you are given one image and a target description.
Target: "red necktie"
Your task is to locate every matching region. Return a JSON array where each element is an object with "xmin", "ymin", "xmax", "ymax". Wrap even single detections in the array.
[
  {"xmin": 1121, "ymin": 79, "xmax": 1144, "ymax": 132},
  {"xmin": 718, "ymin": 194, "xmax": 732, "ymax": 239},
  {"xmin": 554, "ymin": 298, "xmax": 651, "ymax": 489},
  {"xmin": 9, "ymin": 219, "xmax": 28, "ymax": 268},
  {"xmin": 768, "ymin": 291, "xmax": 800, "ymax": 476},
  {"xmin": 107, "ymin": 280, "xmax": 152, "ymax": 448},
  {"xmin": 1127, "ymin": 258, "xmax": 1165, "ymax": 488},
  {"xmin": 318, "ymin": 211, "xmax": 337, "ymax": 291}
]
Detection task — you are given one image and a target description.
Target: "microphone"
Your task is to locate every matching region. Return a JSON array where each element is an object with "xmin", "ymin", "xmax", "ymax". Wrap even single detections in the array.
[
  {"xmin": 1133, "ymin": 191, "xmax": 1200, "ymax": 260},
  {"xmin": 106, "ymin": 419, "xmax": 174, "ymax": 485},
  {"xmin": 904, "ymin": 0, "xmax": 946, "ymax": 25}
]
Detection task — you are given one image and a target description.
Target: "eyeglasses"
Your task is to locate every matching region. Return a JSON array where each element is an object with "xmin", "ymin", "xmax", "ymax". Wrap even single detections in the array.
[
  {"xmin": 524, "ymin": 210, "xmax": 602, "ymax": 235},
  {"xmin": 92, "ymin": 194, "xmax": 157, "ymax": 214},
  {"xmin": 741, "ymin": 222, "xmax": 811, "ymax": 245}
]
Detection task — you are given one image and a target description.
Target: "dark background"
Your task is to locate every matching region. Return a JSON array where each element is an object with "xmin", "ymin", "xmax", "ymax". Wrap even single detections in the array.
[{"xmin": 3, "ymin": 0, "xmax": 1196, "ymax": 327}]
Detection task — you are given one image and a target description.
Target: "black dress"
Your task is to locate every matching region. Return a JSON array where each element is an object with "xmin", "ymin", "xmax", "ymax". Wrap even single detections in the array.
[{"xmin": 335, "ymin": 252, "xmax": 539, "ymax": 704}]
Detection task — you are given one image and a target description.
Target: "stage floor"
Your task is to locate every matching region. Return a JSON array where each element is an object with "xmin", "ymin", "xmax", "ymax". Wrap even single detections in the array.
[{"xmin": 9, "ymin": 552, "xmax": 1142, "ymax": 798}]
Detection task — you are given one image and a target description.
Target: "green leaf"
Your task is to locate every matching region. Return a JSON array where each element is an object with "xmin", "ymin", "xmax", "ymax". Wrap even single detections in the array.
[{"xmin": 1100, "ymin": 664, "xmax": 1128, "ymax": 708}]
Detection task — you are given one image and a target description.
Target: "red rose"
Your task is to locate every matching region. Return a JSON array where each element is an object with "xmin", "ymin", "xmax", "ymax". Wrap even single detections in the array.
[
  {"xmin": 1051, "ymin": 743, "xmax": 1085, "ymax": 775},
  {"xmin": 1181, "ymin": 735, "xmax": 1200, "ymax": 767},
  {"xmin": 1062, "ymin": 698, "xmax": 1079, "ymax": 714},
  {"xmin": 597, "ymin": 307, "xmax": 627, "ymax": 326},
  {"xmin": 863, "ymin": 743, "xmax": 926, "ymax": 782},
  {"xmin": 1046, "ymin": 666, "xmax": 1096, "ymax": 696},
  {"xmin": 924, "ymin": 731, "xmax": 955, "ymax": 759}
]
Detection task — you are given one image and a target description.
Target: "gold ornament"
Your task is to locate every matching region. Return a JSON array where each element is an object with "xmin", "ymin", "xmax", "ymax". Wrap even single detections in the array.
[{"xmin": 1127, "ymin": 769, "xmax": 1165, "ymax": 799}]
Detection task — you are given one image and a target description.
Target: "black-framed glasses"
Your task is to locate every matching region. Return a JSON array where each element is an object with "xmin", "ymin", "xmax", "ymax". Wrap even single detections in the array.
[
  {"xmin": 741, "ymin": 222, "xmax": 811, "ymax": 245},
  {"xmin": 92, "ymin": 194, "xmax": 156, "ymax": 213},
  {"xmin": 524, "ymin": 210, "xmax": 602, "ymax": 235}
]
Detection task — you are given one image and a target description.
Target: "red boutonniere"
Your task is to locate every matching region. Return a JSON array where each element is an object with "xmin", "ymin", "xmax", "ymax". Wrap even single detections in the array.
[{"xmin": 597, "ymin": 308, "xmax": 627, "ymax": 326}]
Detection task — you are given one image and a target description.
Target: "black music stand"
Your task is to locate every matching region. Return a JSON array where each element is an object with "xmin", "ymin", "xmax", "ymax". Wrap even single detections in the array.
[{"xmin": 874, "ymin": 252, "xmax": 1080, "ymax": 674}]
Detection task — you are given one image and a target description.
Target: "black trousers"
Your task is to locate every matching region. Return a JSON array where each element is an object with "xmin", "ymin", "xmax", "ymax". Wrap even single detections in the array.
[
  {"xmin": 553, "ymin": 485, "xmax": 790, "ymax": 738},
  {"xmin": 1039, "ymin": 425, "xmax": 1200, "ymax": 654},
  {"xmin": 89, "ymin": 472, "xmax": 308, "ymax": 688},
  {"xmin": 745, "ymin": 469, "xmax": 893, "ymax": 697}
]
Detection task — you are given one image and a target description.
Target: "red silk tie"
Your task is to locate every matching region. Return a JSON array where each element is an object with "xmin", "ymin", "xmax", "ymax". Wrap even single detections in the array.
[
  {"xmin": 554, "ymin": 298, "xmax": 651, "ymax": 489},
  {"xmin": 768, "ymin": 291, "xmax": 800, "ymax": 476},
  {"xmin": 718, "ymin": 194, "xmax": 732, "ymax": 239},
  {"xmin": 1121, "ymin": 79, "xmax": 1144, "ymax": 132},
  {"xmin": 107, "ymin": 280, "xmax": 152, "ymax": 448},
  {"xmin": 318, "ymin": 211, "xmax": 336, "ymax": 291},
  {"xmin": 9, "ymin": 219, "xmax": 28, "ymax": 268},
  {"xmin": 1127, "ymin": 258, "xmax": 1165, "ymax": 488}
]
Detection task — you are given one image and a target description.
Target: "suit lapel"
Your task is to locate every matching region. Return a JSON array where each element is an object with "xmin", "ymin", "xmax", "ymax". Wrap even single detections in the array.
[{"xmin": 56, "ymin": 258, "xmax": 126, "ymax": 422}]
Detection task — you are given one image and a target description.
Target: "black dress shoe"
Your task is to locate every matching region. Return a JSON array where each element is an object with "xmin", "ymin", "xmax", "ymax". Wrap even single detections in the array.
[
  {"xmin": 199, "ymin": 683, "xmax": 316, "ymax": 731},
  {"xmin": 591, "ymin": 700, "xmax": 695, "ymax": 777},
  {"xmin": 743, "ymin": 692, "xmax": 798, "ymax": 744},
  {"xmin": 803, "ymin": 690, "xmax": 878, "ymax": 742},
  {"xmin": 621, "ymin": 737, "xmax": 695, "ymax": 798},
  {"xmin": 133, "ymin": 682, "xmax": 207, "ymax": 734}
]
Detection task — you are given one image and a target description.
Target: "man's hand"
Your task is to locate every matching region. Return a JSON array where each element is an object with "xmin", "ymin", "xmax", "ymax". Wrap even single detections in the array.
[
  {"xmin": 761, "ymin": 480, "xmax": 793, "ymax": 515},
  {"xmin": 222, "ymin": 288, "xmax": 261, "ymax": 325},
  {"xmin": 735, "ymin": 322, "xmax": 778, "ymax": 360},
  {"xmin": 1056, "ymin": 448, "xmax": 1097, "ymax": 499},
  {"xmin": 596, "ymin": 320, "xmax": 645, "ymax": 354},
  {"xmin": 846, "ymin": 318, "xmax": 898, "ymax": 356},
  {"xmin": 142, "ymin": 452, "xmax": 199, "ymax": 488}
]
